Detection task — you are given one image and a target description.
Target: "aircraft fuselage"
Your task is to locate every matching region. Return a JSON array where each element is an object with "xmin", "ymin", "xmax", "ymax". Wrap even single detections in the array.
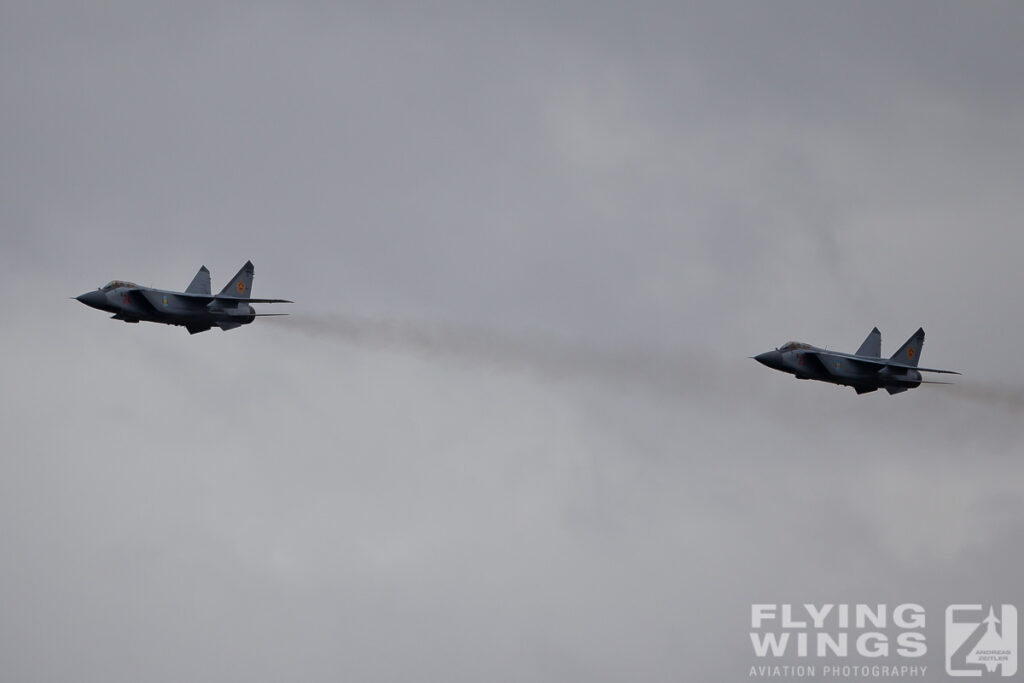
[
  {"xmin": 753, "ymin": 328, "xmax": 956, "ymax": 395},
  {"xmin": 754, "ymin": 345, "xmax": 921, "ymax": 394},
  {"xmin": 75, "ymin": 261, "xmax": 290, "ymax": 334}
]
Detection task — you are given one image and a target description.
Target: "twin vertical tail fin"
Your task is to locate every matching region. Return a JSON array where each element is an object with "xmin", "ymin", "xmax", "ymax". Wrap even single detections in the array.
[
  {"xmin": 185, "ymin": 266, "xmax": 211, "ymax": 294},
  {"xmin": 855, "ymin": 327, "xmax": 882, "ymax": 357},
  {"xmin": 890, "ymin": 327, "xmax": 925, "ymax": 367},
  {"xmin": 218, "ymin": 260, "xmax": 254, "ymax": 299}
]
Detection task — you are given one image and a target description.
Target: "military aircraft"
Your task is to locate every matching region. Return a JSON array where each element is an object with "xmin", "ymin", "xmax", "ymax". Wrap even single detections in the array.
[
  {"xmin": 753, "ymin": 327, "xmax": 959, "ymax": 394},
  {"xmin": 75, "ymin": 261, "xmax": 291, "ymax": 334}
]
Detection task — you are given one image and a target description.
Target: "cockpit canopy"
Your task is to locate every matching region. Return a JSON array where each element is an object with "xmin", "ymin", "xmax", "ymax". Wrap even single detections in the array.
[
  {"xmin": 779, "ymin": 341, "xmax": 811, "ymax": 352},
  {"xmin": 101, "ymin": 280, "xmax": 139, "ymax": 291}
]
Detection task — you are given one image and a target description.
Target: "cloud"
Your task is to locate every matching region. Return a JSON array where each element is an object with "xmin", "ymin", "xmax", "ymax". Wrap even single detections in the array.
[{"xmin": 3, "ymin": 2, "xmax": 1024, "ymax": 681}]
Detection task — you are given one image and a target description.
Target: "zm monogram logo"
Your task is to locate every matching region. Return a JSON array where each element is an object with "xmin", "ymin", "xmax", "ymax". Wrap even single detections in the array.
[{"xmin": 946, "ymin": 605, "xmax": 1018, "ymax": 677}]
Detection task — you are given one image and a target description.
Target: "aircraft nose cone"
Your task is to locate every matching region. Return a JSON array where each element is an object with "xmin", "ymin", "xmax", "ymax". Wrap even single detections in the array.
[
  {"xmin": 76, "ymin": 290, "xmax": 106, "ymax": 309},
  {"xmin": 754, "ymin": 350, "xmax": 784, "ymax": 370}
]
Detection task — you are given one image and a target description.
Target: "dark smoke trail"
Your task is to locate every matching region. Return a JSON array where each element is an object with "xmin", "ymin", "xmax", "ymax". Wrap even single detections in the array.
[
  {"xmin": 265, "ymin": 313, "xmax": 722, "ymax": 398},
  {"xmin": 265, "ymin": 315, "xmax": 1024, "ymax": 420},
  {"xmin": 944, "ymin": 380, "xmax": 1024, "ymax": 412}
]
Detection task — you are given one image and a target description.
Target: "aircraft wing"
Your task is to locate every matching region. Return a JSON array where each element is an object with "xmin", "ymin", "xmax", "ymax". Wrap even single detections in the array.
[
  {"xmin": 138, "ymin": 289, "xmax": 211, "ymax": 312},
  {"xmin": 171, "ymin": 292, "xmax": 293, "ymax": 304},
  {"xmin": 214, "ymin": 296, "xmax": 293, "ymax": 304},
  {"xmin": 817, "ymin": 350, "xmax": 960, "ymax": 374}
]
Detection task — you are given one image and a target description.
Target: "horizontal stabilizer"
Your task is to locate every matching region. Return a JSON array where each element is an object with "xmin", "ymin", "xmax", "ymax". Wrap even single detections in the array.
[{"xmin": 858, "ymin": 357, "xmax": 959, "ymax": 374}]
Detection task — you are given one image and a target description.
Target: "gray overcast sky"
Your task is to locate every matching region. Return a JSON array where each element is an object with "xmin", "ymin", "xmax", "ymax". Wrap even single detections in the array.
[{"xmin": 2, "ymin": 3, "xmax": 1023, "ymax": 681}]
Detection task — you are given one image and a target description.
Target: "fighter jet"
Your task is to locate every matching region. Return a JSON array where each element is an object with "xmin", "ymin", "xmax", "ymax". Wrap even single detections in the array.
[
  {"xmin": 753, "ymin": 327, "xmax": 959, "ymax": 394},
  {"xmin": 75, "ymin": 261, "xmax": 291, "ymax": 334}
]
